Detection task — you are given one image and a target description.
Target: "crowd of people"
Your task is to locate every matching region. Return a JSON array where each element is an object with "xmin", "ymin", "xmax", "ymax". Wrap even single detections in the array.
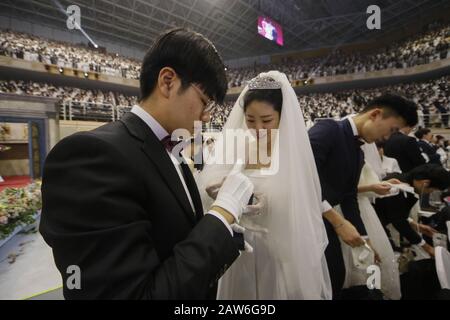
[
  {"xmin": 209, "ymin": 75, "xmax": 450, "ymax": 130},
  {"xmin": 227, "ymin": 23, "xmax": 450, "ymax": 87},
  {"xmin": 5, "ymin": 26, "xmax": 448, "ymax": 301},
  {"xmin": 0, "ymin": 30, "xmax": 141, "ymax": 79},
  {"xmin": 1, "ymin": 22, "xmax": 449, "ymax": 87},
  {"xmin": 1, "ymin": 74, "xmax": 448, "ymax": 129},
  {"xmin": 300, "ymin": 75, "xmax": 450, "ymax": 126},
  {"xmin": 0, "ymin": 80, "xmax": 137, "ymax": 121},
  {"xmin": 0, "ymin": 20, "xmax": 449, "ymax": 126}
]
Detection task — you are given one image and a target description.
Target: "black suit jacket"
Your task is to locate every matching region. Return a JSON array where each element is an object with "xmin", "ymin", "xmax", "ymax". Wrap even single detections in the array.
[
  {"xmin": 308, "ymin": 118, "xmax": 367, "ymax": 235},
  {"xmin": 417, "ymin": 140, "xmax": 441, "ymax": 165},
  {"xmin": 384, "ymin": 132, "xmax": 425, "ymax": 173},
  {"xmin": 373, "ymin": 173, "xmax": 422, "ymax": 245},
  {"xmin": 39, "ymin": 112, "xmax": 241, "ymax": 299}
]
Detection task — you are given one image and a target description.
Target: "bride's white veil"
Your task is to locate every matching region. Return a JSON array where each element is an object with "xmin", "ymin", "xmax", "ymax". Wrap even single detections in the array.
[{"xmin": 197, "ymin": 71, "xmax": 332, "ymax": 299}]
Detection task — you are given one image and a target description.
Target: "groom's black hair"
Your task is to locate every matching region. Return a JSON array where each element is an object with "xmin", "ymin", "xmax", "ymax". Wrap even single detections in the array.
[
  {"xmin": 361, "ymin": 94, "xmax": 418, "ymax": 127},
  {"xmin": 139, "ymin": 28, "xmax": 227, "ymax": 104},
  {"xmin": 243, "ymin": 89, "xmax": 283, "ymax": 114},
  {"xmin": 406, "ymin": 164, "xmax": 450, "ymax": 190},
  {"xmin": 414, "ymin": 128, "xmax": 432, "ymax": 140}
]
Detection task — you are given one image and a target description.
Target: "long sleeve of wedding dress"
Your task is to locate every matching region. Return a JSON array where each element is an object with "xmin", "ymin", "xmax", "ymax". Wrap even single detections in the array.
[{"xmin": 341, "ymin": 162, "xmax": 402, "ymax": 300}]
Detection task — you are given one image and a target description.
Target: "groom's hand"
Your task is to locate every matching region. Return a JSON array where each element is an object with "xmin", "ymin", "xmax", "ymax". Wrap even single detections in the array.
[
  {"xmin": 323, "ymin": 210, "xmax": 365, "ymax": 247},
  {"xmin": 212, "ymin": 164, "xmax": 254, "ymax": 224},
  {"xmin": 205, "ymin": 178, "xmax": 225, "ymax": 200},
  {"xmin": 370, "ymin": 183, "xmax": 392, "ymax": 196},
  {"xmin": 334, "ymin": 220, "xmax": 365, "ymax": 247},
  {"xmin": 422, "ymin": 242, "xmax": 435, "ymax": 257}
]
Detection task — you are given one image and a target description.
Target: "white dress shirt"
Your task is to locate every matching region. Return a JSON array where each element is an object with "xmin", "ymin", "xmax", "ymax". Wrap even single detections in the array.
[
  {"xmin": 130, "ymin": 105, "xmax": 233, "ymax": 235},
  {"xmin": 381, "ymin": 155, "xmax": 402, "ymax": 175}
]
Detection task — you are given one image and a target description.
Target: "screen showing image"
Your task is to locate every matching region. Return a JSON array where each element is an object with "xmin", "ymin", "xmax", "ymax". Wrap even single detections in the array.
[{"xmin": 258, "ymin": 16, "xmax": 284, "ymax": 46}]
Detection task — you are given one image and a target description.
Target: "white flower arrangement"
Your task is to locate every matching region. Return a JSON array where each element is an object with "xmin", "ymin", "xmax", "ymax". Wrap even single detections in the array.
[{"xmin": 0, "ymin": 180, "xmax": 42, "ymax": 239}]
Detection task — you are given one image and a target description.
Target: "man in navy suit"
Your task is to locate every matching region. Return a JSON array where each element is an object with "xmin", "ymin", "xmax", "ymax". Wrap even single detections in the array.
[
  {"xmin": 415, "ymin": 128, "xmax": 441, "ymax": 165},
  {"xmin": 384, "ymin": 128, "xmax": 426, "ymax": 173},
  {"xmin": 374, "ymin": 164, "xmax": 450, "ymax": 258},
  {"xmin": 308, "ymin": 94, "xmax": 419, "ymax": 299}
]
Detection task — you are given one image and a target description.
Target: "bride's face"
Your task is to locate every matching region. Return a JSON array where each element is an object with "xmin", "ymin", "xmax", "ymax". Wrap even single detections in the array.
[{"xmin": 244, "ymin": 100, "xmax": 281, "ymax": 139}]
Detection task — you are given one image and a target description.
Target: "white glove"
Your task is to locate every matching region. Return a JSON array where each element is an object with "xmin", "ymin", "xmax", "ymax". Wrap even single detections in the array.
[
  {"xmin": 231, "ymin": 224, "xmax": 253, "ymax": 253},
  {"xmin": 242, "ymin": 193, "xmax": 266, "ymax": 217},
  {"xmin": 205, "ymin": 178, "xmax": 225, "ymax": 200},
  {"xmin": 212, "ymin": 163, "xmax": 254, "ymax": 223}
]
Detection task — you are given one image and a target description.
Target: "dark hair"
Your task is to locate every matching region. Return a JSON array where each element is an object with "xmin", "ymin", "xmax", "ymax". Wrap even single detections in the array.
[
  {"xmin": 414, "ymin": 128, "xmax": 431, "ymax": 140},
  {"xmin": 139, "ymin": 28, "xmax": 227, "ymax": 104},
  {"xmin": 243, "ymin": 89, "xmax": 283, "ymax": 114},
  {"xmin": 407, "ymin": 164, "xmax": 450, "ymax": 190},
  {"xmin": 375, "ymin": 140, "xmax": 385, "ymax": 149},
  {"xmin": 361, "ymin": 94, "xmax": 418, "ymax": 127},
  {"xmin": 436, "ymin": 135, "xmax": 445, "ymax": 142}
]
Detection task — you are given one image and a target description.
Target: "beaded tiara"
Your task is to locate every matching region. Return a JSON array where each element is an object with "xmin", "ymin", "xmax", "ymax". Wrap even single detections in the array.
[{"xmin": 247, "ymin": 76, "xmax": 282, "ymax": 90}]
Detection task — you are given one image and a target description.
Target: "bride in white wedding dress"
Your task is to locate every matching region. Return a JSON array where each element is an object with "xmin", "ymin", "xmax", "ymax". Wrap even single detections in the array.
[{"xmin": 197, "ymin": 71, "xmax": 332, "ymax": 299}]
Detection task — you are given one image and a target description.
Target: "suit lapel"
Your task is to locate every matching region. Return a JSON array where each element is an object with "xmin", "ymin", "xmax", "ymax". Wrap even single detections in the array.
[
  {"xmin": 356, "ymin": 148, "xmax": 364, "ymax": 183},
  {"xmin": 340, "ymin": 119, "xmax": 363, "ymax": 186},
  {"xmin": 120, "ymin": 112, "xmax": 197, "ymax": 225}
]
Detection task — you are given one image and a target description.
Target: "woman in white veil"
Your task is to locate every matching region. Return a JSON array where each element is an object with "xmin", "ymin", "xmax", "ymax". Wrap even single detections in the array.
[{"xmin": 197, "ymin": 71, "xmax": 332, "ymax": 299}]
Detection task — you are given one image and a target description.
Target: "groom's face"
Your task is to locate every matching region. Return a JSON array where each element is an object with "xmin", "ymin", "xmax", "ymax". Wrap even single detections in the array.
[
  {"xmin": 166, "ymin": 75, "xmax": 211, "ymax": 135},
  {"xmin": 362, "ymin": 109, "xmax": 405, "ymax": 143}
]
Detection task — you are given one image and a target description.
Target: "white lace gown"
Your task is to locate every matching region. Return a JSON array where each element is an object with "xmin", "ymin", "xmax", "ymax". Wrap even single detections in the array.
[{"xmin": 217, "ymin": 169, "xmax": 290, "ymax": 299}]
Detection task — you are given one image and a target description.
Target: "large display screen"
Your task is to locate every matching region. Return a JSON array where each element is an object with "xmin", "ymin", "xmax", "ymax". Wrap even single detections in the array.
[{"xmin": 258, "ymin": 16, "xmax": 284, "ymax": 46}]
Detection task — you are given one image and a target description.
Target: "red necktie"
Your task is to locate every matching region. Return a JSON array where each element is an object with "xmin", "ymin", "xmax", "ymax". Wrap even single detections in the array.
[{"xmin": 161, "ymin": 135, "xmax": 181, "ymax": 152}]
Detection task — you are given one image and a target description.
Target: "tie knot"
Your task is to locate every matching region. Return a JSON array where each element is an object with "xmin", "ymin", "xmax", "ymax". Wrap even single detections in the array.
[{"xmin": 162, "ymin": 135, "xmax": 181, "ymax": 152}]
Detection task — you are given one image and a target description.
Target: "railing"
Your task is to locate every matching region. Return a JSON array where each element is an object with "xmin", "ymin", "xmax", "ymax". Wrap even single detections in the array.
[
  {"xmin": 419, "ymin": 113, "xmax": 450, "ymax": 128},
  {"xmin": 19, "ymin": 51, "xmax": 138, "ymax": 79},
  {"xmin": 58, "ymin": 101, "xmax": 227, "ymax": 131},
  {"xmin": 59, "ymin": 101, "xmax": 132, "ymax": 122},
  {"xmin": 57, "ymin": 101, "xmax": 450, "ymax": 133}
]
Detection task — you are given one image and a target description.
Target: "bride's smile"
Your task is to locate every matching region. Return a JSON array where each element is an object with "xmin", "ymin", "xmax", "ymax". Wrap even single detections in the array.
[{"xmin": 244, "ymin": 89, "xmax": 282, "ymax": 169}]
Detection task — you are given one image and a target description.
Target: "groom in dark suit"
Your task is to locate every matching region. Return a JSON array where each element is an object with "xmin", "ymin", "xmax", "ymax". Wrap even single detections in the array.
[
  {"xmin": 384, "ymin": 126, "xmax": 425, "ymax": 172},
  {"xmin": 308, "ymin": 94, "xmax": 419, "ymax": 299},
  {"xmin": 415, "ymin": 128, "xmax": 441, "ymax": 165},
  {"xmin": 374, "ymin": 164, "xmax": 450, "ymax": 257},
  {"xmin": 39, "ymin": 29, "xmax": 254, "ymax": 299}
]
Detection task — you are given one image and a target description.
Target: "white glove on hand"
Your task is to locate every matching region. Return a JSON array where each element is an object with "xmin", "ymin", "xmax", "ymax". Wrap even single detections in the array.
[
  {"xmin": 212, "ymin": 163, "xmax": 254, "ymax": 223},
  {"xmin": 231, "ymin": 224, "xmax": 253, "ymax": 253},
  {"xmin": 242, "ymin": 193, "xmax": 266, "ymax": 217},
  {"xmin": 205, "ymin": 178, "xmax": 225, "ymax": 200}
]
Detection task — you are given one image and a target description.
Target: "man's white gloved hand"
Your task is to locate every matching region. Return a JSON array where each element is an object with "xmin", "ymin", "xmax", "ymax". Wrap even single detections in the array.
[
  {"xmin": 212, "ymin": 163, "xmax": 254, "ymax": 223},
  {"xmin": 205, "ymin": 178, "xmax": 225, "ymax": 200},
  {"xmin": 231, "ymin": 224, "xmax": 253, "ymax": 253},
  {"xmin": 242, "ymin": 193, "xmax": 266, "ymax": 217}
]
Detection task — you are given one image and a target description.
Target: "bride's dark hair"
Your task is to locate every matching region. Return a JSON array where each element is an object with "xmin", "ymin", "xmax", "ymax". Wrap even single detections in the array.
[{"xmin": 243, "ymin": 89, "xmax": 283, "ymax": 114}]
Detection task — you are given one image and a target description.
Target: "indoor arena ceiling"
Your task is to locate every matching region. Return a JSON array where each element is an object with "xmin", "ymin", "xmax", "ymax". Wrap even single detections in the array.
[{"xmin": 1, "ymin": 0, "xmax": 449, "ymax": 60}]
